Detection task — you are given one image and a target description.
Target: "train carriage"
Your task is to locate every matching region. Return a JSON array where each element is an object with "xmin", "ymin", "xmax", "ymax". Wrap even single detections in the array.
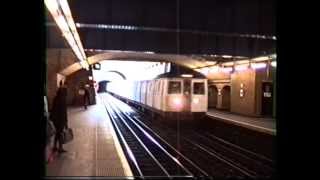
[{"xmin": 107, "ymin": 71, "xmax": 207, "ymax": 120}]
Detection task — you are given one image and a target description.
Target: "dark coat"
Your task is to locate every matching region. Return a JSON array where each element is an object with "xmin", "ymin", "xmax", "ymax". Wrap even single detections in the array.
[
  {"xmin": 50, "ymin": 87, "xmax": 68, "ymax": 132},
  {"xmin": 84, "ymin": 88, "xmax": 90, "ymax": 102}
]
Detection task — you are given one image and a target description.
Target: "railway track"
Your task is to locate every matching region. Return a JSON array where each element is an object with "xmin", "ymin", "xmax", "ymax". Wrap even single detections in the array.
[
  {"xmin": 102, "ymin": 94, "xmax": 274, "ymax": 178},
  {"xmin": 135, "ymin": 114, "xmax": 275, "ymax": 178},
  {"xmin": 101, "ymin": 94, "xmax": 207, "ymax": 179}
]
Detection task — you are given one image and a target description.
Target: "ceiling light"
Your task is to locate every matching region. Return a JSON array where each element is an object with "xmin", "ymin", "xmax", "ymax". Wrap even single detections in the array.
[
  {"xmin": 251, "ymin": 62, "xmax": 267, "ymax": 69},
  {"xmin": 45, "ymin": 0, "xmax": 87, "ymax": 69},
  {"xmin": 209, "ymin": 66, "xmax": 219, "ymax": 73},
  {"xmin": 222, "ymin": 61, "xmax": 234, "ymax": 66},
  {"xmin": 235, "ymin": 64, "xmax": 249, "ymax": 71},
  {"xmin": 181, "ymin": 74, "xmax": 193, "ymax": 78},
  {"xmin": 252, "ymin": 56, "xmax": 269, "ymax": 62},
  {"xmin": 222, "ymin": 55, "xmax": 232, "ymax": 58}
]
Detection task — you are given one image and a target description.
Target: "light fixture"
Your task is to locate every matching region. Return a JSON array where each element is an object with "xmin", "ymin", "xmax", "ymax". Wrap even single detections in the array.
[
  {"xmin": 173, "ymin": 97, "xmax": 182, "ymax": 108},
  {"xmin": 222, "ymin": 61, "xmax": 234, "ymax": 66},
  {"xmin": 45, "ymin": 0, "xmax": 88, "ymax": 70},
  {"xmin": 252, "ymin": 56, "xmax": 269, "ymax": 62},
  {"xmin": 251, "ymin": 62, "xmax": 267, "ymax": 69},
  {"xmin": 235, "ymin": 64, "xmax": 249, "ymax": 71},
  {"xmin": 88, "ymin": 76, "xmax": 93, "ymax": 80},
  {"xmin": 222, "ymin": 55, "xmax": 233, "ymax": 58},
  {"xmin": 181, "ymin": 74, "xmax": 193, "ymax": 78},
  {"xmin": 80, "ymin": 61, "xmax": 89, "ymax": 70},
  {"xmin": 271, "ymin": 61, "xmax": 277, "ymax": 67},
  {"xmin": 200, "ymin": 67, "xmax": 210, "ymax": 75},
  {"xmin": 144, "ymin": 51, "xmax": 155, "ymax": 54},
  {"xmin": 236, "ymin": 60, "xmax": 250, "ymax": 64},
  {"xmin": 269, "ymin": 54, "xmax": 277, "ymax": 60},
  {"xmin": 209, "ymin": 65, "xmax": 219, "ymax": 73}
]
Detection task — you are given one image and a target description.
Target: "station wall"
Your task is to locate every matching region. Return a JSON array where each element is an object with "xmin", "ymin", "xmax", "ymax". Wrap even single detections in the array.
[
  {"xmin": 66, "ymin": 69, "xmax": 96, "ymax": 106},
  {"xmin": 207, "ymin": 71, "xmax": 231, "ymax": 109},
  {"xmin": 207, "ymin": 66, "xmax": 274, "ymax": 117},
  {"xmin": 255, "ymin": 67, "xmax": 273, "ymax": 116},
  {"xmin": 46, "ymin": 48, "xmax": 92, "ymax": 109},
  {"xmin": 230, "ymin": 69, "xmax": 257, "ymax": 116}
]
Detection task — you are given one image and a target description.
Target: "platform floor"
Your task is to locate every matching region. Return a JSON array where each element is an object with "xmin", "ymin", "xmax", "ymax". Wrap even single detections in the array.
[
  {"xmin": 206, "ymin": 109, "xmax": 276, "ymax": 136},
  {"xmin": 46, "ymin": 96, "xmax": 132, "ymax": 177}
]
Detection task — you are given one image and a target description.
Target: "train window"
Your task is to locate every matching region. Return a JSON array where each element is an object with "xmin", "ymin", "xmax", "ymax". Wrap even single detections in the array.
[
  {"xmin": 193, "ymin": 82, "xmax": 205, "ymax": 94},
  {"xmin": 168, "ymin": 81, "xmax": 181, "ymax": 94}
]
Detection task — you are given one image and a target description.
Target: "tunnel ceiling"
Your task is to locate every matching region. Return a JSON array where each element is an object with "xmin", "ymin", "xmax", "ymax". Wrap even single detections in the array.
[{"xmin": 46, "ymin": 0, "xmax": 276, "ymax": 60}]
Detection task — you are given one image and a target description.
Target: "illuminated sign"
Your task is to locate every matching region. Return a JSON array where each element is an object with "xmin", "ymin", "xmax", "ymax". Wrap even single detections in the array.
[{"xmin": 264, "ymin": 92, "xmax": 272, "ymax": 97}]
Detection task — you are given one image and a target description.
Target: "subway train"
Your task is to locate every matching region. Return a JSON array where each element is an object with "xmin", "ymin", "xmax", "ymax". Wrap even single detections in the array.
[{"xmin": 107, "ymin": 71, "xmax": 208, "ymax": 120}]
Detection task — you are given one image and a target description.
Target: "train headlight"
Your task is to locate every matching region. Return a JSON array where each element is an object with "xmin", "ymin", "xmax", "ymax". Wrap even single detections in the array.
[
  {"xmin": 193, "ymin": 98, "xmax": 199, "ymax": 104},
  {"xmin": 173, "ymin": 97, "xmax": 182, "ymax": 108}
]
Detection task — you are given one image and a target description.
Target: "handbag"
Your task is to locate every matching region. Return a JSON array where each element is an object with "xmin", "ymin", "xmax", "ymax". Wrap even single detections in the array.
[{"xmin": 60, "ymin": 128, "xmax": 74, "ymax": 144}]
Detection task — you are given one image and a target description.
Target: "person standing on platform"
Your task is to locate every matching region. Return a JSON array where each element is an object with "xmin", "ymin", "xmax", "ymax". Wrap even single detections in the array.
[
  {"xmin": 50, "ymin": 80, "xmax": 68, "ymax": 153},
  {"xmin": 83, "ymin": 85, "xmax": 90, "ymax": 110}
]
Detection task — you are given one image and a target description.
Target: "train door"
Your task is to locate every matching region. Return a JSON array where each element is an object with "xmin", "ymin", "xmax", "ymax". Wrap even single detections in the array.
[
  {"xmin": 192, "ymin": 79, "xmax": 207, "ymax": 112},
  {"xmin": 261, "ymin": 82, "xmax": 273, "ymax": 116},
  {"xmin": 183, "ymin": 79, "xmax": 192, "ymax": 112}
]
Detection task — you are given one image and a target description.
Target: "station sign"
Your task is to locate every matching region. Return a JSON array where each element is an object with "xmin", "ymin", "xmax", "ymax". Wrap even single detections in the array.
[{"xmin": 264, "ymin": 92, "xmax": 272, "ymax": 97}]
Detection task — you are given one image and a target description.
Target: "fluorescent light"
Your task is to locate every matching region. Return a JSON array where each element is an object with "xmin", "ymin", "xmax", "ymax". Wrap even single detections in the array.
[
  {"xmin": 222, "ymin": 55, "xmax": 232, "ymax": 58},
  {"xmin": 45, "ymin": 0, "xmax": 87, "ymax": 69},
  {"xmin": 251, "ymin": 62, "xmax": 267, "ymax": 69},
  {"xmin": 144, "ymin": 51, "xmax": 155, "ymax": 54},
  {"xmin": 252, "ymin": 56, "xmax": 269, "ymax": 62},
  {"xmin": 235, "ymin": 64, "xmax": 249, "ymax": 71},
  {"xmin": 80, "ymin": 61, "xmax": 89, "ymax": 70},
  {"xmin": 181, "ymin": 74, "xmax": 193, "ymax": 78},
  {"xmin": 271, "ymin": 61, "xmax": 277, "ymax": 67},
  {"xmin": 222, "ymin": 61, "xmax": 234, "ymax": 66},
  {"xmin": 194, "ymin": 69, "xmax": 202, "ymax": 73},
  {"xmin": 270, "ymin": 54, "xmax": 277, "ymax": 59},
  {"xmin": 236, "ymin": 60, "xmax": 250, "ymax": 65},
  {"xmin": 209, "ymin": 66, "xmax": 219, "ymax": 73},
  {"xmin": 58, "ymin": 0, "xmax": 86, "ymax": 59},
  {"xmin": 200, "ymin": 67, "xmax": 210, "ymax": 75}
]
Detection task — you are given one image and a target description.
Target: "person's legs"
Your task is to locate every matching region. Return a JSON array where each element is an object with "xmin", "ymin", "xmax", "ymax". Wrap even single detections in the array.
[
  {"xmin": 57, "ymin": 130, "xmax": 67, "ymax": 153},
  {"xmin": 84, "ymin": 95, "xmax": 88, "ymax": 109}
]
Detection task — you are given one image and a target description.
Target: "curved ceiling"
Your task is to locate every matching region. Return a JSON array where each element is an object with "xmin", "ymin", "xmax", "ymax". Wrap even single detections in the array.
[
  {"xmin": 59, "ymin": 51, "xmax": 219, "ymax": 76},
  {"xmin": 47, "ymin": 0, "xmax": 276, "ymax": 58}
]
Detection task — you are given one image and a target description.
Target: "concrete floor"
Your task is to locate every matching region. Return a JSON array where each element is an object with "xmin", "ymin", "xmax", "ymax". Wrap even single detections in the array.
[
  {"xmin": 207, "ymin": 108, "xmax": 276, "ymax": 135},
  {"xmin": 46, "ymin": 97, "xmax": 132, "ymax": 177}
]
